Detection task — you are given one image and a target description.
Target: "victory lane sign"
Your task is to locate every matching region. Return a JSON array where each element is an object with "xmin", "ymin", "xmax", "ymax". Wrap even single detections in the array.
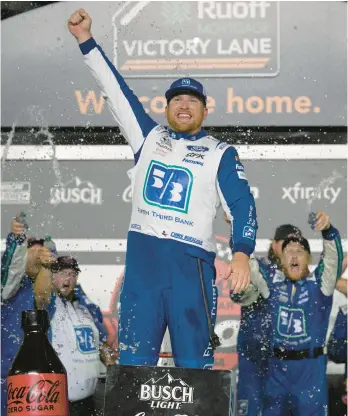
[
  {"xmin": 113, "ymin": 1, "xmax": 280, "ymax": 78},
  {"xmin": 103, "ymin": 365, "xmax": 232, "ymax": 415}
]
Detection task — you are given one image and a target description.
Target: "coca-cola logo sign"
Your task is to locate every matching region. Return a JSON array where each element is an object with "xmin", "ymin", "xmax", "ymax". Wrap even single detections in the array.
[
  {"xmin": 7, "ymin": 380, "xmax": 61, "ymax": 405},
  {"xmin": 123, "ymin": 184, "xmax": 132, "ymax": 202},
  {"xmin": 7, "ymin": 374, "xmax": 68, "ymax": 415}
]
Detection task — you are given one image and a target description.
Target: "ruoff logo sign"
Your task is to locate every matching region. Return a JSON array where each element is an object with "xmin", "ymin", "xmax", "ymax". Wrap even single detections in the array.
[
  {"xmin": 282, "ymin": 182, "xmax": 341, "ymax": 204},
  {"xmin": 112, "ymin": 1, "xmax": 279, "ymax": 78},
  {"xmin": 140, "ymin": 372, "xmax": 194, "ymax": 410}
]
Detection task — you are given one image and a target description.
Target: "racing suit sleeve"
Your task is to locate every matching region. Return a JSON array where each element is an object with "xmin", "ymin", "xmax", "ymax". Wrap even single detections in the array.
[
  {"xmin": 316, "ymin": 225, "xmax": 343, "ymax": 296},
  {"xmin": 1, "ymin": 233, "xmax": 27, "ymax": 301},
  {"xmin": 217, "ymin": 146, "xmax": 258, "ymax": 256},
  {"xmin": 79, "ymin": 38, "xmax": 157, "ymax": 161},
  {"xmin": 230, "ymin": 256, "xmax": 270, "ymax": 306}
]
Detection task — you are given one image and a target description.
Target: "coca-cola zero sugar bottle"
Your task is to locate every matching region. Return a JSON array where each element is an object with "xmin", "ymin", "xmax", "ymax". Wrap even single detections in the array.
[{"xmin": 7, "ymin": 309, "xmax": 69, "ymax": 416}]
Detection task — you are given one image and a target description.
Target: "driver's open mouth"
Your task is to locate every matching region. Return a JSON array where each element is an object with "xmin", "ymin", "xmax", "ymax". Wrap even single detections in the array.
[
  {"xmin": 177, "ymin": 113, "xmax": 192, "ymax": 120},
  {"xmin": 290, "ymin": 262, "xmax": 300, "ymax": 272}
]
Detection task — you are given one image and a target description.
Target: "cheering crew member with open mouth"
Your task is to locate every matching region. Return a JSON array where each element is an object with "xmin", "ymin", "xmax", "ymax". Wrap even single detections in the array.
[{"xmin": 232, "ymin": 211, "xmax": 343, "ymax": 415}]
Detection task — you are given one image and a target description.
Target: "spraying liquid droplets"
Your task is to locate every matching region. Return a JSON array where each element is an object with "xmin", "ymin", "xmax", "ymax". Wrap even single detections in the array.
[{"xmin": 307, "ymin": 170, "xmax": 343, "ymax": 212}]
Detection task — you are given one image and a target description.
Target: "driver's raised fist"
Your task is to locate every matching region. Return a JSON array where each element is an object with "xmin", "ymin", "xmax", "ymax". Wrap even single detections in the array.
[{"xmin": 68, "ymin": 9, "xmax": 92, "ymax": 43}]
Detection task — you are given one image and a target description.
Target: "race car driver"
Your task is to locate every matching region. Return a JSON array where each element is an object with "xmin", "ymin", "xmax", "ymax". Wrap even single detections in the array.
[
  {"xmin": 232, "ymin": 211, "xmax": 343, "ymax": 415},
  {"xmin": 68, "ymin": 9, "xmax": 258, "ymax": 369}
]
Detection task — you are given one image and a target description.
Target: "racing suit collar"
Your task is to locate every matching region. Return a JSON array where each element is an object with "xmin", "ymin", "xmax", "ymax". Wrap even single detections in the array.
[
  {"xmin": 168, "ymin": 128, "xmax": 206, "ymax": 141},
  {"xmin": 285, "ymin": 273, "xmax": 311, "ymax": 284}
]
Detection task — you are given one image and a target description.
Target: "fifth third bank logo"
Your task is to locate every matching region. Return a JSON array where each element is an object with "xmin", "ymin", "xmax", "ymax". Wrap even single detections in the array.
[
  {"xmin": 50, "ymin": 177, "xmax": 103, "ymax": 207},
  {"xmin": 140, "ymin": 372, "xmax": 194, "ymax": 410}
]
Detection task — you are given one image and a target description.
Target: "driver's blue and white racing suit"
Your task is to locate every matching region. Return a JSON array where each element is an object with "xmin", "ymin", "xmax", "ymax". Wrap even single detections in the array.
[{"xmin": 79, "ymin": 38, "xmax": 258, "ymax": 368}]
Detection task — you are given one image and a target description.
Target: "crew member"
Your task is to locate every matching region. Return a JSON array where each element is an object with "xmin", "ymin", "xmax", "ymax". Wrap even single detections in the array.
[
  {"xmin": 235, "ymin": 224, "xmax": 302, "ymax": 416},
  {"xmin": 35, "ymin": 256, "xmax": 116, "ymax": 416},
  {"xmin": 1, "ymin": 215, "xmax": 57, "ymax": 414},
  {"xmin": 232, "ymin": 211, "xmax": 343, "ymax": 415}
]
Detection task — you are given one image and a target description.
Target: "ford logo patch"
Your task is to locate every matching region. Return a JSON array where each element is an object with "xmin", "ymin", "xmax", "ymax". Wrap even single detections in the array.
[{"xmin": 186, "ymin": 146, "xmax": 209, "ymax": 152}]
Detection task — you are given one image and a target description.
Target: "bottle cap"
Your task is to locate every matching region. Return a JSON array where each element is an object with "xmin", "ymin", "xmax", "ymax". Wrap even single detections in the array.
[
  {"xmin": 22, "ymin": 309, "xmax": 50, "ymax": 330},
  {"xmin": 15, "ymin": 212, "xmax": 29, "ymax": 230},
  {"xmin": 308, "ymin": 212, "xmax": 317, "ymax": 230},
  {"xmin": 43, "ymin": 236, "xmax": 57, "ymax": 254}
]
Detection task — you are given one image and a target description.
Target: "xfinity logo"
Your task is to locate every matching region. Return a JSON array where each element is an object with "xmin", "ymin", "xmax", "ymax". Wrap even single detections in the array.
[
  {"xmin": 140, "ymin": 373, "xmax": 194, "ymax": 410},
  {"xmin": 282, "ymin": 182, "xmax": 341, "ymax": 204}
]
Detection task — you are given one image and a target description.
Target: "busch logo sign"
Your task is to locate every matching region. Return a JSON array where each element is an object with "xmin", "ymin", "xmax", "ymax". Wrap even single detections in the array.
[
  {"xmin": 50, "ymin": 177, "xmax": 103, "ymax": 206},
  {"xmin": 140, "ymin": 373, "xmax": 194, "ymax": 410}
]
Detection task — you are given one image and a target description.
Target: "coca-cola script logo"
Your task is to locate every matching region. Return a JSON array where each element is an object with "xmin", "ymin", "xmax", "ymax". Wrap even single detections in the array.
[
  {"xmin": 122, "ymin": 184, "xmax": 132, "ymax": 202},
  {"xmin": 7, "ymin": 380, "xmax": 61, "ymax": 406},
  {"xmin": 102, "ymin": 234, "xmax": 241, "ymax": 370}
]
